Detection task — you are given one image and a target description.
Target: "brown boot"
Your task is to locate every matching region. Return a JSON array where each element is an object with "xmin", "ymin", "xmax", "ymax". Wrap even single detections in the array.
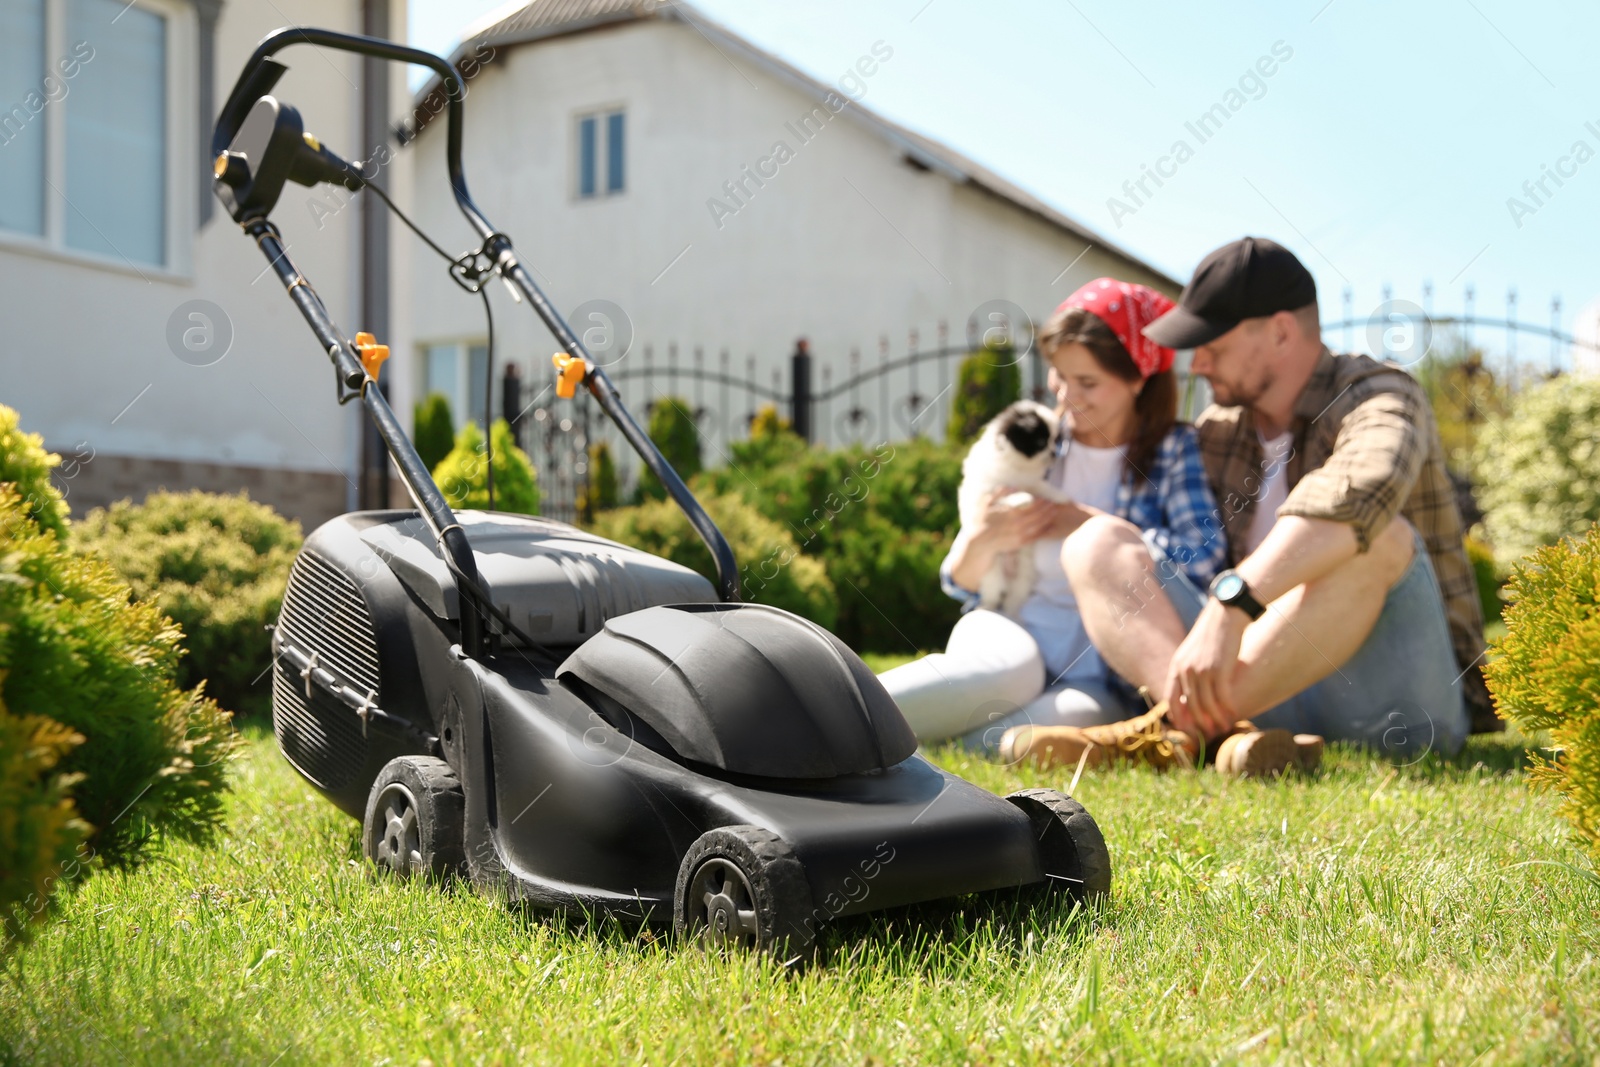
[
  {"xmin": 1213, "ymin": 722, "xmax": 1324, "ymax": 777},
  {"xmin": 998, "ymin": 704, "xmax": 1199, "ymax": 772}
]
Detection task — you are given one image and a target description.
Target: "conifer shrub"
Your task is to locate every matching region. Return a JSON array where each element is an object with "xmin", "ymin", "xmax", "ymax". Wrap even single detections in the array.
[{"xmin": 1486, "ymin": 524, "xmax": 1600, "ymax": 865}]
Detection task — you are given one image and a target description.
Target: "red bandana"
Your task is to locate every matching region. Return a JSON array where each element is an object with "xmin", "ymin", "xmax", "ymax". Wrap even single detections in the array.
[{"xmin": 1056, "ymin": 278, "xmax": 1177, "ymax": 378}]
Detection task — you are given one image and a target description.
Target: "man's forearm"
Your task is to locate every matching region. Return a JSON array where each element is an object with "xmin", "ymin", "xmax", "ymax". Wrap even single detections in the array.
[{"xmin": 1234, "ymin": 515, "xmax": 1360, "ymax": 604}]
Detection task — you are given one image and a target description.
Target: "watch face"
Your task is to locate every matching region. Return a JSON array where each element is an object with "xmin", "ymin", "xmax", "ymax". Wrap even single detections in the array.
[{"xmin": 1214, "ymin": 573, "xmax": 1244, "ymax": 601}]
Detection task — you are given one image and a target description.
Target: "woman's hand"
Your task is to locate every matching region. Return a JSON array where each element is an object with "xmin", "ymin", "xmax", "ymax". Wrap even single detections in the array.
[
  {"xmin": 969, "ymin": 488, "xmax": 1057, "ymax": 553},
  {"xmin": 947, "ymin": 488, "xmax": 1057, "ymax": 593}
]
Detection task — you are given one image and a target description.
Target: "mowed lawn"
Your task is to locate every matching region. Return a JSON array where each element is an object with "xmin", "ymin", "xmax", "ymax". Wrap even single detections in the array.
[{"xmin": 2, "ymin": 717, "xmax": 1595, "ymax": 1065}]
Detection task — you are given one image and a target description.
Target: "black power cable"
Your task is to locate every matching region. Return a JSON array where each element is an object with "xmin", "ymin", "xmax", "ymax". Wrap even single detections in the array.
[{"xmin": 363, "ymin": 179, "xmax": 501, "ymax": 511}]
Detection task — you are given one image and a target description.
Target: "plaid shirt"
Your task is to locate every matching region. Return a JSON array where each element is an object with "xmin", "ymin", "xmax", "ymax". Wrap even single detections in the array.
[
  {"xmin": 941, "ymin": 423, "xmax": 1227, "ymax": 609},
  {"xmin": 1194, "ymin": 348, "xmax": 1489, "ymax": 713}
]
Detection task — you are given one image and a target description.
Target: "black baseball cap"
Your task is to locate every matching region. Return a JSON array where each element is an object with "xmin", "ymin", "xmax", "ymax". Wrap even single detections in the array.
[{"xmin": 1143, "ymin": 236, "xmax": 1317, "ymax": 349}]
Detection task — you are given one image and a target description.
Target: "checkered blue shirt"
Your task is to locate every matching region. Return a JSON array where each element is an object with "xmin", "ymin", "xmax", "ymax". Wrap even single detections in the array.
[{"xmin": 940, "ymin": 423, "xmax": 1228, "ymax": 610}]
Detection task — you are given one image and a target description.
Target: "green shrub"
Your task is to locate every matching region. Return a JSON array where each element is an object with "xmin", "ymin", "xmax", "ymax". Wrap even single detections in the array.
[
  {"xmin": 0, "ymin": 405, "xmax": 67, "ymax": 538},
  {"xmin": 946, "ymin": 342, "xmax": 1021, "ymax": 446},
  {"xmin": 1464, "ymin": 535, "xmax": 1503, "ymax": 625},
  {"xmin": 696, "ymin": 437, "xmax": 964, "ymax": 652},
  {"xmin": 1485, "ymin": 524, "xmax": 1600, "ymax": 865},
  {"xmin": 433, "ymin": 420, "xmax": 539, "ymax": 515},
  {"xmin": 588, "ymin": 492, "xmax": 836, "ymax": 630},
  {"xmin": 1473, "ymin": 375, "xmax": 1600, "ymax": 564},
  {"xmin": 74, "ymin": 491, "xmax": 302, "ymax": 718},
  {"xmin": 0, "ymin": 484, "xmax": 238, "ymax": 875},
  {"xmin": 413, "ymin": 392, "xmax": 455, "ymax": 475},
  {"xmin": 578, "ymin": 440, "xmax": 619, "ymax": 525},
  {"xmin": 0, "ymin": 700, "xmax": 88, "ymax": 950},
  {"xmin": 635, "ymin": 395, "xmax": 702, "ymax": 503}
]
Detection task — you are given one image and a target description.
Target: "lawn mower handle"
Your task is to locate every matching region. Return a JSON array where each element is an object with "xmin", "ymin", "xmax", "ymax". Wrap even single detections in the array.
[{"xmin": 214, "ymin": 29, "xmax": 740, "ymax": 606}]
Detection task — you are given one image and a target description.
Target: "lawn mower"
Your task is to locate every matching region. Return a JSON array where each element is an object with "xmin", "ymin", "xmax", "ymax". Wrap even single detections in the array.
[{"xmin": 212, "ymin": 28, "xmax": 1111, "ymax": 958}]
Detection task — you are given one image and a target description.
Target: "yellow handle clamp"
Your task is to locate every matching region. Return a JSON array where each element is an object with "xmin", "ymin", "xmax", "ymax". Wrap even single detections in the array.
[
  {"xmin": 354, "ymin": 331, "xmax": 389, "ymax": 381},
  {"xmin": 552, "ymin": 352, "xmax": 587, "ymax": 398}
]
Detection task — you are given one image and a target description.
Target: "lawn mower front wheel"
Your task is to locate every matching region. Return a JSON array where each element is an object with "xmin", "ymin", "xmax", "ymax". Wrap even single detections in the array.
[
  {"xmin": 674, "ymin": 826, "xmax": 815, "ymax": 962},
  {"xmin": 1006, "ymin": 788, "xmax": 1112, "ymax": 903},
  {"xmin": 362, "ymin": 756, "xmax": 466, "ymax": 881}
]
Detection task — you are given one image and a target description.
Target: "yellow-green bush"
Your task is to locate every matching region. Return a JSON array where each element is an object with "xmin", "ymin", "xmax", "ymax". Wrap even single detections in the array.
[
  {"xmin": 0, "ymin": 405, "xmax": 67, "ymax": 538},
  {"xmin": 0, "ymin": 482, "xmax": 237, "ymax": 874},
  {"xmin": 433, "ymin": 419, "xmax": 539, "ymax": 515},
  {"xmin": 1485, "ymin": 523, "xmax": 1600, "ymax": 864},
  {"xmin": 588, "ymin": 491, "xmax": 837, "ymax": 631},
  {"xmin": 0, "ymin": 699, "xmax": 88, "ymax": 950},
  {"xmin": 1, "ymin": 408, "xmax": 237, "ymax": 948},
  {"xmin": 75, "ymin": 491, "xmax": 301, "ymax": 718}
]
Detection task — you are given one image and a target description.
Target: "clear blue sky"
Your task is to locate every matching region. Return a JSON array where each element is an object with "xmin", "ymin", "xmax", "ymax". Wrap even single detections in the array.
[{"xmin": 409, "ymin": 0, "xmax": 1600, "ymax": 368}]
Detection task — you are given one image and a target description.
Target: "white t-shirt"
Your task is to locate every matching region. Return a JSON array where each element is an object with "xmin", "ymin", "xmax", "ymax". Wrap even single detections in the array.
[
  {"xmin": 1017, "ymin": 439, "xmax": 1125, "ymax": 683},
  {"xmin": 1244, "ymin": 430, "xmax": 1294, "ymax": 555}
]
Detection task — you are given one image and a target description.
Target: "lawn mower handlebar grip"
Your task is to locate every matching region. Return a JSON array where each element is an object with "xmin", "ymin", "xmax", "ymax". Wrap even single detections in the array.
[{"xmin": 211, "ymin": 28, "xmax": 495, "ymax": 239}]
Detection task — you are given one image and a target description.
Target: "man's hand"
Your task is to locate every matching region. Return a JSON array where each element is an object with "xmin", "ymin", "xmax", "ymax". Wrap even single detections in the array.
[{"xmin": 1163, "ymin": 599, "xmax": 1250, "ymax": 738}]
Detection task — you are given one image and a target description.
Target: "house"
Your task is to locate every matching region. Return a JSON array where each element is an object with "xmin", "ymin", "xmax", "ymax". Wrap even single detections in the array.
[
  {"xmin": 403, "ymin": 0, "xmax": 1180, "ymax": 486},
  {"xmin": 0, "ymin": 0, "xmax": 411, "ymax": 531}
]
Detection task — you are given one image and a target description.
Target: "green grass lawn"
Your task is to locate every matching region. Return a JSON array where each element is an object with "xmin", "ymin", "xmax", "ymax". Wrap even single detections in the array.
[{"xmin": 3, "ymin": 723, "xmax": 1595, "ymax": 1066}]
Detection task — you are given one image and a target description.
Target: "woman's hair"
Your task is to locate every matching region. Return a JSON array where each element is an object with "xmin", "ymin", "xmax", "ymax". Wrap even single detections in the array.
[{"xmin": 1037, "ymin": 304, "xmax": 1177, "ymax": 485}]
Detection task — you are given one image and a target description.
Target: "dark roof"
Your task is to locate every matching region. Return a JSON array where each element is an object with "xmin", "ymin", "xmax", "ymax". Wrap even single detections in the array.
[{"xmin": 404, "ymin": 0, "xmax": 1179, "ymax": 288}]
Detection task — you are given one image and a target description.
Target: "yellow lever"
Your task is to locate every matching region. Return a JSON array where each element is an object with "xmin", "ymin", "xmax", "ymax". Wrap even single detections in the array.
[
  {"xmin": 552, "ymin": 351, "xmax": 587, "ymax": 399},
  {"xmin": 354, "ymin": 331, "xmax": 389, "ymax": 381}
]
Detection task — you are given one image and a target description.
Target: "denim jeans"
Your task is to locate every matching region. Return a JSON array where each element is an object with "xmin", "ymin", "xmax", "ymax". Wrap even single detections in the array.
[{"xmin": 1148, "ymin": 530, "xmax": 1469, "ymax": 757}]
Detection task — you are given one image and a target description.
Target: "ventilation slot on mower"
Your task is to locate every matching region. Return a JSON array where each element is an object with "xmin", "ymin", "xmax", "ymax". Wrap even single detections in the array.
[{"xmin": 272, "ymin": 551, "xmax": 381, "ymax": 790}]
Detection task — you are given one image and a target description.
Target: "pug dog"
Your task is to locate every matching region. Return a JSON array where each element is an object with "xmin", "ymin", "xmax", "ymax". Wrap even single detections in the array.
[{"xmin": 957, "ymin": 400, "xmax": 1071, "ymax": 616}]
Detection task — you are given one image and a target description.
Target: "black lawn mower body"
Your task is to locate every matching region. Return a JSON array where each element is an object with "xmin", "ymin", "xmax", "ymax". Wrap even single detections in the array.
[{"xmin": 216, "ymin": 28, "xmax": 1110, "ymax": 955}]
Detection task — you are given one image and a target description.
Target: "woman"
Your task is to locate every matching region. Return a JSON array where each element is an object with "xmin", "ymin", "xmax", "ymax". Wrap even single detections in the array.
[{"xmin": 879, "ymin": 278, "xmax": 1227, "ymax": 753}]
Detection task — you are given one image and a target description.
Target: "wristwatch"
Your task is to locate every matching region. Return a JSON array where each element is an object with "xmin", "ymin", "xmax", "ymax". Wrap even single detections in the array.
[{"xmin": 1209, "ymin": 569, "xmax": 1266, "ymax": 620}]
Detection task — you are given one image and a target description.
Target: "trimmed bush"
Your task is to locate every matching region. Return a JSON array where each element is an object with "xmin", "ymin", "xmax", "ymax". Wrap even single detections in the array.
[
  {"xmin": 1486, "ymin": 524, "xmax": 1600, "ymax": 865},
  {"xmin": 433, "ymin": 420, "xmax": 540, "ymax": 515},
  {"xmin": 0, "ymin": 483, "xmax": 237, "ymax": 878},
  {"xmin": 635, "ymin": 395, "xmax": 703, "ymax": 503},
  {"xmin": 414, "ymin": 392, "xmax": 456, "ymax": 475},
  {"xmin": 74, "ymin": 491, "xmax": 302, "ymax": 718},
  {"xmin": 588, "ymin": 492, "xmax": 836, "ymax": 630},
  {"xmin": 578, "ymin": 440, "xmax": 619, "ymax": 525},
  {"xmin": 696, "ymin": 437, "xmax": 964, "ymax": 652},
  {"xmin": 0, "ymin": 405, "xmax": 67, "ymax": 538},
  {"xmin": 0, "ymin": 700, "xmax": 88, "ymax": 949},
  {"xmin": 1474, "ymin": 375, "xmax": 1600, "ymax": 563},
  {"xmin": 946, "ymin": 343, "xmax": 1021, "ymax": 446}
]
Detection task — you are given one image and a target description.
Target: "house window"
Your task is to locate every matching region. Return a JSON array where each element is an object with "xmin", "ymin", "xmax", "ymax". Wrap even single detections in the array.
[
  {"xmin": 576, "ymin": 108, "xmax": 625, "ymax": 199},
  {"xmin": 0, "ymin": 0, "xmax": 179, "ymax": 270},
  {"xmin": 421, "ymin": 341, "xmax": 492, "ymax": 434}
]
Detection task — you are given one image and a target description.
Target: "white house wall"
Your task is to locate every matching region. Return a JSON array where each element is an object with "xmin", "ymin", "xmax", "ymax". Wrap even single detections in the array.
[
  {"xmin": 0, "ymin": 0, "xmax": 410, "ymax": 526},
  {"xmin": 407, "ymin": 18, "xmax": 1172, "ymax": 436}
]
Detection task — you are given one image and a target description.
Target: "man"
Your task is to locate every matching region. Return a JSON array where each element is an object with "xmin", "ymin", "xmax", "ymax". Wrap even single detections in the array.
[{"xmin": 1003, "ymin": 236, "xmax": 1492, "ymax": 769}]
